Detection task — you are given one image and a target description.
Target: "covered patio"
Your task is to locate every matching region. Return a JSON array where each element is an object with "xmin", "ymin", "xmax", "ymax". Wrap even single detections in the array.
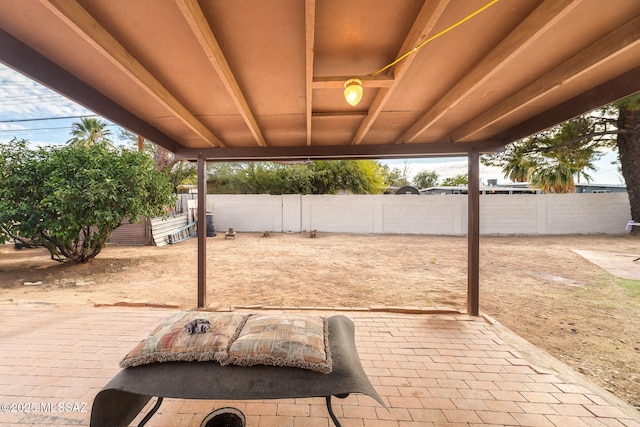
[{"xmin": 1, "ymin": 303, "xmax": 639, "ymax": 426}]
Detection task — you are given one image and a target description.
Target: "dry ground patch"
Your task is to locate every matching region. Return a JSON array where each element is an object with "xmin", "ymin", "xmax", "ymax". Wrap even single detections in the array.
[{"xmin": 1, "ymin": 233, "xmax": 639, "ymax": 410}]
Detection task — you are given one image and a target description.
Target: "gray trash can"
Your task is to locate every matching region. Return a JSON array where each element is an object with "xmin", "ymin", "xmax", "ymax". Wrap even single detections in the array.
[{"xmin": 206, "ymin": 213, "xmax": 216, "ymax": 237}]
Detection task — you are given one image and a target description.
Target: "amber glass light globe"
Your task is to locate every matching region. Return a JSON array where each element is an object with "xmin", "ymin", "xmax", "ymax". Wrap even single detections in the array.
[{"xmin": 344, "ymin": 78, "xmax": 363, "ymax": 106}]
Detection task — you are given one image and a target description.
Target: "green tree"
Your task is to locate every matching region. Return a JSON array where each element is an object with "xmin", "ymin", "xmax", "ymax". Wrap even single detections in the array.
[
  {"xmin": 207, "ymin": 162, "xmax": 314, "ymax": 194},
  {"xmin": 483, "ymin": 115, "xmax": 611, "ymax": 193},
  {"xmin": 310, "ymin": 160, "xmax": 386, "ymax": 194},
  {"xmin": 207, "ymin": 160, "xmax": 386, "ymax": 194},
  {"xmin": 168, "ymin": 160, "xmax": 198, "ymax": 190},
  {"xmin": 67, "ymin": 117, "xmax": 113, "ymax": 147},
  {"xmin": 529, "ymin": 163, "xmax": 579, "ymax": 194},
  {"xmin": 488, "ymin": 143, "xmax": 535, "ymax": 183},
  {"xmin": 207, "ymin": 162, "xmax": 247, "ymax": 193},
  {"xmin": 441, "ymin": 173, "xmax": 468, "ymax": 186},
  {"xmin": 0, "ymin": 140, "xmax": 175, "ymax": 263},
  {"xmin": 119, "ymin": 129, "xmax": 197, "ymax": 192},
  {"xmin": 382, "ymin": 163, "xmax": 410, "ymax": 187},
  {"xmin": 413, "ymin": 170, "xmax": 439, "ymax": 188}
]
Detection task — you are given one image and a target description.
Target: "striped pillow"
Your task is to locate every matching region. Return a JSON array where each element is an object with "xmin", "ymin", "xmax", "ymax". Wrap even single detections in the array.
[
  {"xmin": 120, "ymin": 311, "xmax": 245, "ymax": 368},
  {"xmin": 225, "ymin": 314, "xmax": 332, "ymax": 374}
]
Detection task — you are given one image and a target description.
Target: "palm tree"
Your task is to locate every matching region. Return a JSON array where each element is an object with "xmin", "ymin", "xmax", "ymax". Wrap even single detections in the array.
[
  {"xmin": 529, "ymin": 162, "xmax": 578, "ymax": 193},
  {"xmin": 67, "ymin": 117, "xmax": 114, "ymax": 147},
  {"xmin": 501, "ymin": 144, "xmax": 534, "ymax": 183}
]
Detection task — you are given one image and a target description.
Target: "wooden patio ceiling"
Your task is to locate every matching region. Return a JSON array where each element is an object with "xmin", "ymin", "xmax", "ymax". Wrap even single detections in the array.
[{"xmin": 1, "ymin": 0, "xmax": 639, "ymax": 161}]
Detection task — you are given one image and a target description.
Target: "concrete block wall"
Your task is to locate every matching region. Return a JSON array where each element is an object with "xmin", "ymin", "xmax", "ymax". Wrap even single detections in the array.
[
  {"xmin": 543, "ymin": 193, "xmax": 630, "ymax": 234},
  {"xmin": 302, "ymin": 195, "xmax": 377, "ymax": 234},
  {"xmin": 205, "ymin": 195, "xmax": 283, "ymax": 232},
  {"xmin": 381, "ymin": 196, "xmax": 467, "ymax": 234},
  {"xmin": 480, "ymin": 195, "xmax": 537, "ymax": 234},
  {"xmin": 204, "ymin": 192, "xmax": 630, "ymax": 235}
]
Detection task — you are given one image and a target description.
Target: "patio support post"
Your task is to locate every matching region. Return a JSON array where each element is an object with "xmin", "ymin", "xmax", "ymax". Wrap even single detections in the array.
[
  {"xmin": 468, "ymin": 147, "xmax": 480, "ymax": 316},
  {"xmin": 197, "ymin": 154, "xmax": 207, "ymax": 308}
]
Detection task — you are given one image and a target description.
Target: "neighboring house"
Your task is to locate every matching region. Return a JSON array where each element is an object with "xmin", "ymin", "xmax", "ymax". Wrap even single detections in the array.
[
  {"xmin": 420, "ymin": 185, "xmax": 540, "ymax": 195},
  {"xmin": 505, "ymin": 182, "xmax": 627, "ymax": 194},
  {"xmin": 420, "ymin": 183, "xmax": 626, "ymax": 195}
]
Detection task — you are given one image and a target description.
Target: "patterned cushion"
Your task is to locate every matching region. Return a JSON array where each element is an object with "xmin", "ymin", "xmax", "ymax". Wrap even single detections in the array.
[
  {"xmin": 120, "ymin": 312, "xmax": 245, "ymax": 368},
  {"xmin": 225, "ymin": 314, "xmax": 332, "ymax": 374}
]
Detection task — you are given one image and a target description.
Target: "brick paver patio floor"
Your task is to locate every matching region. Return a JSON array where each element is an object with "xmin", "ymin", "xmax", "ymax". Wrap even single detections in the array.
[{"xmin": 0, "ymin": 303, "xmax": 638, "ymax": 426}]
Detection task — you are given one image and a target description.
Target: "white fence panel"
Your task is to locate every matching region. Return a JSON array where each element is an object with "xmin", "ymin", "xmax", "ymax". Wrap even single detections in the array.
[
  {"xmin": 302, "ymin": 195, "xmax": 375, "ymax": 233},
  {"xmin": 282, "ymin": 194, "xmax": 301, "ymax": 232},
  {"xmin": 206, "ymin": 195, "xmax": 282, "ymax": 233},
  {"xmin": 201, "ymin": 193, "xmax": 631, "ymax": 236},
  {"xmin": 382, "ymin": 196, "xmax": 466, "ymax": 234},
  {"xmin": 543, "ymin": 193, "xmax": 629, "ymax": 234},
  {"xmin": 480, "ymin": 196, "xmax": 538, "ymax": 234}
]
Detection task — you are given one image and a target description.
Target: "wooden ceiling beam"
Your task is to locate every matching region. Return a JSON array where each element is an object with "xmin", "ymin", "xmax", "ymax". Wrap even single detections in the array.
[
  {"xmin": 451, "ymin": 13, "xmax": 640, "ymax": 142},
  {"xmin": 351, "ymin": 0, "xmax": 450, "ymax": 146},
  {"xmin": 397, "ymin": 0, "xmax": 581, "ymax": 144},
  {"xmin": 313, "ymin": 111, "xmax": 368, "ymax": 118},
  {"xmin": 305, "ymin": 0, "xmax": 316, "ymax": 146},
  {"xmin": 40, "ymin": 0, "xmax": 223, "ymax": 147},
  {"xmin": 312, "ymin": 75, "xmax": 394, "ymax": 89},
  {"xmin": 173, "ymin": 140, "xmax": 505, "ymax": 162},
  {"xmin": 176, "ymin": 0, "xmax": 267, "ymax": 147}
]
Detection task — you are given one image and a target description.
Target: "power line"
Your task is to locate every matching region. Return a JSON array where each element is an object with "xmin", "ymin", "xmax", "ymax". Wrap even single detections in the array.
[
  {"xmin": 0, "ymin": 123, "xmax": 120, "ymax": 133},
  {"xmin": 0, "ymin": 115, "xmax": 99, "ymax": 124},
  {"xmin": 0, "ymin": 126, "xmax": 71, "ymax": 133}
]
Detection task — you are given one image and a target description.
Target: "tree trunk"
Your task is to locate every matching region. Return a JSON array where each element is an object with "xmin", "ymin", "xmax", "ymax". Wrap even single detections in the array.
[{"xmin": 617, "ymin": 106, "xmax": 640, "ymax": 235}]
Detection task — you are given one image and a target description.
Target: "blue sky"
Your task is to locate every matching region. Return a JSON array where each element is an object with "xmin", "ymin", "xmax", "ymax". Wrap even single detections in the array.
[{"xmin": 0, "ymin": 63, "xmax": 624, "ymax": 185}]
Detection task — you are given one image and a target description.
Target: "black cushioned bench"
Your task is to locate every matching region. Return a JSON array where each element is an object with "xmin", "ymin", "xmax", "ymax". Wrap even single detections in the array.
[{"xmin": 91, "ymin": 315, "xmax": 384, "ymax": 427}]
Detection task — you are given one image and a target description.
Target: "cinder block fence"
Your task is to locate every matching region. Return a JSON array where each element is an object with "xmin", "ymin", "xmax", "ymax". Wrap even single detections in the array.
[{"xmin": 200, "ymin": 193, "xmax": 630, "ymax": 236}]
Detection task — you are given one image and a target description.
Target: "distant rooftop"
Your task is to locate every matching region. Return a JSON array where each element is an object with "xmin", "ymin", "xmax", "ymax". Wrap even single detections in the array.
[{"xmin": 394, "ymin": 183, "xmax": 627, "ymax": 195}]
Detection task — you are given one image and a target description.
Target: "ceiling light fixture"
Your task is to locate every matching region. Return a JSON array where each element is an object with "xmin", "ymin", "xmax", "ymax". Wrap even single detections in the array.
[
  {"xmin": 344, "ymin": 78, "xmax": 363, "ymax": 107},
  {"xmin": 340, "ymin": 0, "xmax": 499, "ymax": 106}
]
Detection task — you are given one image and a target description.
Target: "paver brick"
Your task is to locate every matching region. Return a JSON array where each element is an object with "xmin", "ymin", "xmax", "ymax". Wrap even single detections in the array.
[
  {"xmin": 277, "ymin": 402, "xmax": 310, "ymax": 417},
  {"xmin": 510, "ymin": 412, "xmax": 556, "ymax": 426},
  {"xmin": 258, "ymin": 415, "xmax": 295, "ymax": 427},
  {"xmin": 342, "ymin": 404, "xmax": 378, "ymax": 419},
  {"xmin": 293, "ymin": 416, "xmax": 330, "ymax": 427},
  {"xmin": 407, "ymin": 407, "xmax": 448, "ymax": 422},
  {"xmin": 387, "ymin": 396, "xmax": 423, "ymax": 409},
  {"xmin": 442, "ymin": 408, "xmax": 483, "ymax": 423},
  {"xmin": 517, "ymin": 401, "xmax": 559, "ymax": 415},
  {"xmin": 476, "ymin": 409, "xmax": 519, "ymax": 425}
]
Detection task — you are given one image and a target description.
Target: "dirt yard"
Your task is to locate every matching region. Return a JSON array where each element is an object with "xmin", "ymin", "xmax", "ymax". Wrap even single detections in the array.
[{"xmin": 1, "ymin": 233, "xmax": 639, "ymax": 410}]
